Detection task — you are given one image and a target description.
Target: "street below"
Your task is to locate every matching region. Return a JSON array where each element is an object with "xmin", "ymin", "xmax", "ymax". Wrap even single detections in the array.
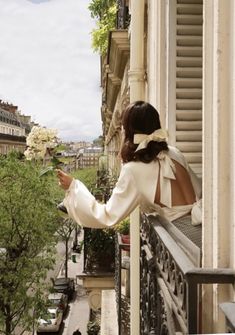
[
  {"xmin": 34, "ymin": 231, "xmax": 90, "ymax": 335},
  {"xmin": 59, "ymin": 250, "xmax": 89, "ymax": 335}
]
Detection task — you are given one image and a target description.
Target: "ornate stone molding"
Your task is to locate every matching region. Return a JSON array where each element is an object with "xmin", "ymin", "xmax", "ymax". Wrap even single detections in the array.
[{"xmin": 105, "ymin": 30, "xmax": 130, "ymax": 113}]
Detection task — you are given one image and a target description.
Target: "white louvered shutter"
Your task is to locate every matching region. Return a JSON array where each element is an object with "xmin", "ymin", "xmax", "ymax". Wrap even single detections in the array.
[{"xmin": 175, "ymin": 0, "xmax": 203, "ymax": 177}]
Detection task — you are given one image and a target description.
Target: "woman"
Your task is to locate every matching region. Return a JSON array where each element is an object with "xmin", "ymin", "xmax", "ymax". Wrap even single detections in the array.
[{"xmin": 57, "ymin": 101, "xmax": 201, "ymax": 228}]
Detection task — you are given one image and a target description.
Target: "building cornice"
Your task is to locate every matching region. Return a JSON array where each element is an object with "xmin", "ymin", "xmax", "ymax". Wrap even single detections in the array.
[{"xmin": 105, "ymin": 30, "xmax": 130, "ymax": 114}]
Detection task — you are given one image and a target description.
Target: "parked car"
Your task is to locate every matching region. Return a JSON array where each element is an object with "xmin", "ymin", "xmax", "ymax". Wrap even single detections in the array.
[
  {"xmin": 48, "ymin": 292, "xmax": 68, "ymax": 314},
  {"xmin": 53, "ymin": 277, "xmax": 75, "ymax": 300},
  {"xmin": 37, "ymin": 307, "xmax": 63, "ymax": 333}
]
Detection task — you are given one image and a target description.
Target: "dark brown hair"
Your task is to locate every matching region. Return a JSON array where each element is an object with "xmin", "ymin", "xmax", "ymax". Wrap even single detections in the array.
[{"xmin": 121, "ymin": 101, "xmax": 168, "ymax": 163}]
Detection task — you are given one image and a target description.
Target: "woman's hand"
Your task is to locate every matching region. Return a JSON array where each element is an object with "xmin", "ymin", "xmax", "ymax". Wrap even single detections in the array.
[{"xmin": 56, "ymin": 169, "xmax": 73, "ymax": 190}]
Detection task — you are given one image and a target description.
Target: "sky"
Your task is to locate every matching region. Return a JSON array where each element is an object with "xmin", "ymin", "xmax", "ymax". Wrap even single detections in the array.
[{"xmin": 0, "ymin": 0, "xmax": 102, "ymax": 142}]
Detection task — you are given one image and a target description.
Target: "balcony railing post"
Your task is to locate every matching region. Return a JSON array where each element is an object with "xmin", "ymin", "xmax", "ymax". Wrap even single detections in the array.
[
  {"xmin": 130, "ymin": 208, "xmax": 140, "ymax": 335},
  {"xmin": 187, "ymin": 280, "xmax": 198, "ymax": 334},
  {"xmin": 118, "ymin": 239, "xmax": 122, "ymax": 335}
]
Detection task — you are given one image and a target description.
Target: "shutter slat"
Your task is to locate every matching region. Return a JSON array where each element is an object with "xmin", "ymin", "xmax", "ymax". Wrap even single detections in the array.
[
  {"xmin": 183, "ymin": 152, "xmax": 202, "ymax": 164},
  {"xmin": 176, "ymin": 130, "xmax": 202, "ymax": 141},
  {"xmin": 176, "ymin": 88, "xmax": 202, "ymax": 99},
  {"xmin": 177, "ymin": 16, "xmax": 202, "ymax": 25},
  {"xmin": 178, "ymin": 0, "xmax": 203, "ymax": 4},
  {"xmin": 176, "ymin": 142, "xmax": 202, "ymax": 152},
  {"xmin": 177, "ymin": 57, "xmax": 202, "ymax": 67},
  {"xmin": 177, "ymin": 36, "xmax": 202, "ymax": 46},
  {"xmin": 176, "ymin": 120, "xmax": 202, "ymax": 130},
  {"xmin": 177, "ymin": 46, "xmax": 202, "ymax": 57},
  {"xmin": 176, "ymin": 78, "xmax": 202, "ymax": 88},
  {"xmin": 176, "ymin": 68, "xmax": 202, "ymax": 78},
  {"xmin": 176, "ymin": 110, "xmax": 202, "ymax": 120},
  {"xmin": 177, "ymin": 4, "xmax": 203, "ymax": 15},
  {"xmin": 177, "ymin": 25, "xmax": 202, "ymax": 35},
  {"xmin": 176, "ymin": 99, "xmax": 202, "ymax": 110}
]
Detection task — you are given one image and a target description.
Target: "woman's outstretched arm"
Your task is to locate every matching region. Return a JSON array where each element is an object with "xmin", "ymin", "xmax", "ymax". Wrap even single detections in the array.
[{"xmin": 56, "ymin": 167, "xmax": 140, "ymax": 229}]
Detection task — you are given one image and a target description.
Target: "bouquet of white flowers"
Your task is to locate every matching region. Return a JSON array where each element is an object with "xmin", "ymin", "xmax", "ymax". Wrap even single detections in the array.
[
  {"xmin": 24, "ymin": 126, "xmax": 58, "ymax": 160},
  {"xmin": 24, "ymin": 126, "xmax": 62, "ymax": 176}
]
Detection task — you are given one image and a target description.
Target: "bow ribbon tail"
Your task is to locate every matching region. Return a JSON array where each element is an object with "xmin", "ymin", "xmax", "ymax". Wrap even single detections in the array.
[
  {"xmin": 159, "ymin": 157, "xmax": 176, "ymax": 208},
  {"xmin": 159, "ymin": 167, "xmax": 172, "ymax": 208},
  {"xmin": 135, "ymin": 139, "xmax": 149, "ymax": 152}
]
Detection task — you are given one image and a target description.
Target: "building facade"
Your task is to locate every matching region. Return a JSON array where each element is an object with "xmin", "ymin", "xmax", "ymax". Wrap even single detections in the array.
[
  {"xmin": 0, "ymin": 101, "xmax": 29, "ymax": 154},
  {"xmin": 78, "ymin": 147, "xmax": 103, "ymax": 169},
  {"xmin": 70, "ymin": 141, "xmax": 92, "ymax": 151},
  {"xmin": 101, "ymin": 0, "xmax": 235, "ymax": 333}
]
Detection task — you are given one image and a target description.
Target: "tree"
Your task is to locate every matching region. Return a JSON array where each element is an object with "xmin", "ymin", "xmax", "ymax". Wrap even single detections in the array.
[
  {"xmin": 88, "ymin": 0, "xmax": 117, "ymax": 55},
  {"xmin": 93, "ymin": 135, "xmax": 104, "ymax": 148},
  {"xmin": 88, "ymin": 0, "xmax": 115, "ymax": 20},
  {"xmin": 56, "ymin": 218, "xmax": 77, "ymax": 278},
  {"xmin": 71, "ymin": 166, "xmax": 116, "ymax": 272},
  {"xmin": 72, "ymin": 167, "xmax": 97, "ymax": 192},
  {"xmin": 0, "ymin": 153, "xmax": 59, "ymax": 334}
]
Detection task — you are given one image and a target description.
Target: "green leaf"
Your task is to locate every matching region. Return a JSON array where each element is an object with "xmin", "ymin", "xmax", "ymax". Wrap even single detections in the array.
[{"xmin": 39, "ymin": 166, "xmax": 54, "ymax": 177}]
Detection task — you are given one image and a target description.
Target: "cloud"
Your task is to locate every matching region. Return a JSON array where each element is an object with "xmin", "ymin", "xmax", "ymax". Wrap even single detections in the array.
[{"xmin": 0, "ymin": 0, "xmax": 102, "ymax": 141}]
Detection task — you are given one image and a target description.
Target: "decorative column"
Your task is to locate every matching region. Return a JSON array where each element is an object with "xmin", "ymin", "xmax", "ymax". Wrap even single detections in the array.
[
  {"xmin": 128, "ymin": 1, "xmax": 145, "ymax": 102},
  {"xmin": 203, "ymin": 0, "xmax": 235, "ymax": 332},
  {"xmin": 148, "ymin": 0, "xmax": 168, "ymax": 128},
  {"xmin": 128, "ymin": 1, "xmax": 145, "ymax": 335}
]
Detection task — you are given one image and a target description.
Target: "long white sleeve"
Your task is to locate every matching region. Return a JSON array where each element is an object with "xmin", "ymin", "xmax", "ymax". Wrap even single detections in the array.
[{"xmin": 63, "ymin": 165, "xmax": 140, "ymax": 229}]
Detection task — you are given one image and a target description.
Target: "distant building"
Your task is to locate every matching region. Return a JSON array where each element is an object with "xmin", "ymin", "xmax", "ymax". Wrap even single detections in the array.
[
  {"xmin": 15, "ymin": 112, "xmax": 35, "ymax": 136},
  {"xmin": 78, "ymin": 147, "xmax": 103, "ymax": 169},
  {"xmin": 0, "ymin": 100, "xmax": 33, "ymax": 155},
  {"xmin": 70, "ymin": 141, "xmax": 92, "ymax": 151}
]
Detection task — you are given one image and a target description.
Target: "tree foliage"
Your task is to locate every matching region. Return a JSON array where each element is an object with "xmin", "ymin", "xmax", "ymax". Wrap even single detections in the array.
[
  {"xmin": 0, "ymin": 153, "xmax": 59, "ymax": 334},
  {"xmin": 56, "ymin": 218, "xmax": 77, "ymax": 278},
  {"xmin": 88, "ymin": 0, "xmax": 115, "ymax": 19},
  {"xmin": 93, "ymin": 135, "xmax": 104, "ymax": 148},
  {"xmin": 72, "ymin": 167, "xmax": 97, "ymax": 192},
  {"xmin": 88, "ymin": 0, "xmax": 117, "ymax": 55}
]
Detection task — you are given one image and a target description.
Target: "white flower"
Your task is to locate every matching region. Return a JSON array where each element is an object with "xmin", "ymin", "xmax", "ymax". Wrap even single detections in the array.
[{"xmin": 24, "ymin": 126, "xmax": 58, "ymax": 160}]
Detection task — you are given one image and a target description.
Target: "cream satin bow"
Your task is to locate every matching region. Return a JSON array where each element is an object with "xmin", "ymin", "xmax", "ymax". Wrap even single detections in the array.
[
  {"xmin": 134, "ymin": 128, "xmax": 175, "ymax": 207},
  {"xmin": 157, "ymin": 151, "xmax": 176, "ymax": 208},
  {"xmin": 133, "ymin": 129, "xmax": 168, "ymax": 152}
]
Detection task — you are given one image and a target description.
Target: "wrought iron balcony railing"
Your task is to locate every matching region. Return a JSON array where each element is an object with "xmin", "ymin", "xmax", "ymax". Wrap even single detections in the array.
[
  {"xmin": 115, "ymin": 214, "xmax": 235, "ymax": 334},
  {"xmin": 116, "ymin": 0, "xmax": 130, "ymax": 30},
  {"xmin": 0, "ymin": 133, "xmax": 26, "ymax": 142},
  {"xmin": 140, "ymin": 214, "xmax": 235, "ymax": 334}
]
